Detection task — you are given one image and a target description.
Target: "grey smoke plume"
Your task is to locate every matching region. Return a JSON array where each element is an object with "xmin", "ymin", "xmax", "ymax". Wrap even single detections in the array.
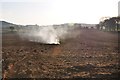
[{"xmin": 17, "ymin": 25, "xmax": 80, "ymax": 44}]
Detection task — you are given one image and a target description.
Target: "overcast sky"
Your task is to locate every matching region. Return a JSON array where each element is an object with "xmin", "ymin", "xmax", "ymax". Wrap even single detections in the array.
[
  {"xmin": 118, "ymin": 1, "xmax": 120, "ymax": 16},
  {"xmin": 0, "ymin": 0, "xmax": 119, "ymax": 25}
]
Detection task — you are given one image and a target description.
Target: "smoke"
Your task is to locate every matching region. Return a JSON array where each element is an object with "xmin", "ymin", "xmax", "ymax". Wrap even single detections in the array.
[{"xmin": 17, "ymin": 25, "xmax": 80, "ymax": 44}]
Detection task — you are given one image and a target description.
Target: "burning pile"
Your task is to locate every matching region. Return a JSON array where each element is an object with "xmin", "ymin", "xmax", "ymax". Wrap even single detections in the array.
[{"xmin": 17, "ymin": 25, "xmax": 80, "ymax": 44}]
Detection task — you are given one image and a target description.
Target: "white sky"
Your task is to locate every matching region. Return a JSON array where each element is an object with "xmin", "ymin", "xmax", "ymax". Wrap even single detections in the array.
[{"xmin": 0, "ymin": 0, "xmax": 119, "ymax": 25}]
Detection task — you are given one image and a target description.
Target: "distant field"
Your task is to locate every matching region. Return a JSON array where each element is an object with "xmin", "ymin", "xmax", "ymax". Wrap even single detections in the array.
[{"xmin": 2, "ymin": 29, "xmax": 119, "ymax": 79}]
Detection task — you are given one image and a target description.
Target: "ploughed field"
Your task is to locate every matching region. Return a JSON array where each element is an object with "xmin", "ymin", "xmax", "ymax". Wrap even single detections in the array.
[{"xmin": 2, "ymin": 29, "xmax": 120, "ymax": 79}]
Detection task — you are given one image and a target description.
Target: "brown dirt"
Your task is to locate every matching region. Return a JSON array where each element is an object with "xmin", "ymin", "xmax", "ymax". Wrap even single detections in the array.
[{"xmin": 2, "ymin": 29, "xmax": 120, "ymax": 79}]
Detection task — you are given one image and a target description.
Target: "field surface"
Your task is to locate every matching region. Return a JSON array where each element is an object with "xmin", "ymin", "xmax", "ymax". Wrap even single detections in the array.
[{"xmin": 2, "ymin": 29, "xmax": 120, "ymax": 79}]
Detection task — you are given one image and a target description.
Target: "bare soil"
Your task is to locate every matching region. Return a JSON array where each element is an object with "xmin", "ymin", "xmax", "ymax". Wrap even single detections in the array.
[{"xmin": 2, "ymin": 29, "xmax": 120, "ymax": 79}]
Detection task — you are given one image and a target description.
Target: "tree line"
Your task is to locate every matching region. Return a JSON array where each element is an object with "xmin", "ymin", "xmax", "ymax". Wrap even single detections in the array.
[{"xmin": 97, "ymin": 16, "xmax": 120, "ymax": 31}]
